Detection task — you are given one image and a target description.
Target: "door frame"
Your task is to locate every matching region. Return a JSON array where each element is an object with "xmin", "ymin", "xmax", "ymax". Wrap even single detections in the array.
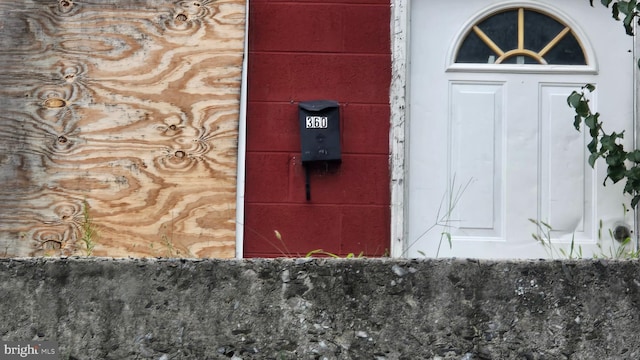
[
  {"xmin": 389, "ymin": 0, "xmax": 409, "ymax": 257},
  {"xmin": 389, "ymin": 0, "xmax": 640, "ymax": 258}
]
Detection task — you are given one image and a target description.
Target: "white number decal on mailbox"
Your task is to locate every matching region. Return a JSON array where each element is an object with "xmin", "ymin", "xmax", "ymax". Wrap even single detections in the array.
[{"xmin": 305, "ymin": 116, "xmax": 328, "ymax": 129}]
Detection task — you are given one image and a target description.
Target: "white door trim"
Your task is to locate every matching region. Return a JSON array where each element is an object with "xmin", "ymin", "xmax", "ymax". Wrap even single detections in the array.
[
  {"xmin": 634, "ymin": 20, "xmax": 639, "ymax": 248},
  {"xmin": 390, "ymin": 0, "xmax": 409, "ymax": 257}
]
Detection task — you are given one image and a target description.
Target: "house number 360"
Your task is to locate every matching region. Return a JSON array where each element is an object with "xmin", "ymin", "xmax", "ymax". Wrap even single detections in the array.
[{"xmin": 305, "ymin": 116, "xmax": 328, "ymax": 129}]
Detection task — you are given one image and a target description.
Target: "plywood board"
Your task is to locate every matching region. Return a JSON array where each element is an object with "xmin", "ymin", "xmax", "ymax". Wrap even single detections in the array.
[{"xmin": 0, "ymin": 0, "xmax": 245, "ymax": 257}]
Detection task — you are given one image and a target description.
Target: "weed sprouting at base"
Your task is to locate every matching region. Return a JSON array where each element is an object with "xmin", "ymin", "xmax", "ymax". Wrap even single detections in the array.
[
  {"xmin": 79, "ymin": 200, "xmax": 98, "ymax": 256},
  {"xmin": 408, "ymin": 175, "xmax": 473, "ymax": 258}
]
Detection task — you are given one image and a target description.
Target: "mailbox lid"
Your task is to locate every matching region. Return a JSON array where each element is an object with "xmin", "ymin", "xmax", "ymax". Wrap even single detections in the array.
[{"xmin": 299, "ymin": 100, "xmax": 339, "ymax": 112}]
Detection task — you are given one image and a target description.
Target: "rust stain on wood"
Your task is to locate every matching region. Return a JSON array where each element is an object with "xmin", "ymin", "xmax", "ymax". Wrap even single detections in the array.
[{"xmin": 0, "ymin": 0, "xmax": 245, "ymax": 258}]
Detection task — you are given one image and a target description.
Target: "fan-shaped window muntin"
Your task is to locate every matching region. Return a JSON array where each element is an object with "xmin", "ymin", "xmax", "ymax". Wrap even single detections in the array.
[{"xmin": 455, "ymin": 7, "xmax": 587, "ymax": 65}]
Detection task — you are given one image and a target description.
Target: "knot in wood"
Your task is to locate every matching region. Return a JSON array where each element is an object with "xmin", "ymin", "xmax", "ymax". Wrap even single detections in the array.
[
  {"xmin": 43, "ymin": 98, "xmax": 67, "ymax": 109},
  {"xmin": 57, "ymin": 0, "xmax": 74, "ymax": 13}
]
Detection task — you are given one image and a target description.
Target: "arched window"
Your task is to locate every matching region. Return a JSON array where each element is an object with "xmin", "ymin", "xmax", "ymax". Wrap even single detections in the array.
[{"xmin": 455, "ymin": 7, "xmax": 587, "ymax": 65}]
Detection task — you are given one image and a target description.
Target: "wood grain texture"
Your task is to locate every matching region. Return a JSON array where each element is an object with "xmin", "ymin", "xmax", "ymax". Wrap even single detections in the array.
[{"xmin": 0, "ymin": 0, "xmax": 245, "ymax": 258}]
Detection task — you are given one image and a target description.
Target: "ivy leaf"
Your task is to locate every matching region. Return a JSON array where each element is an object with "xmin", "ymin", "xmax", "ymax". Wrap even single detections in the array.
[
  {"xmin": 627, "ymin": 150, "xmax": 640, "ymax": 162},
  {"xmin": 626, "ymin": 166, "xmax": 640, "ymax": 178},
  {"xmin": 613, "ymin": 2, "xmax": 620, "ymax": 20},
  {"xmin": 583, "ymin": 84, "xmax": 596, "ymax": 92},
  {"xmin": 601, "ymin": 0, "xmax": 612, "ymax": 6},
  {"xmin": 606, "ymin": 164, "xmax": 626, "ymax": 184},
  {"xmin": 618, "ymin": 0, "xmax": 634, "ymax": 15},
  {"xmin": 600, "ymin": 134, "xmax": 614, "ymax": 150},
  {"xmin": 606, "ymin": 150, "xmax": 626, "ymax": 166},
  {"xmin": 585, "ymin": 114, "xmax": 598, "ymax": 129},
  {"xmin": 567, "ymin": 91, "xmax": 583, "ymax": 108},
  {"xmin": 588, "ymin": 152, "xmax": 600, "ymax": 168},
  {"xmin": 587, "ymin": 137, "xmax": 599, "ymax": 153},
  {"xmin": 573, "ymin": 114, "xmax": 582, "ymax": 130},
  {"xmin": 601, "ymin": 132, "xmax": 624, "ymax": 151},
  {"xmin": 625, "ymin": 180, "xmax": 635, "ymax": 196},
  {"xmin": 575, "ymin": 101, "xmax": 591, "ymax": 117},
  {"xmin": 624, "ymin": 167, "xmax": 640, "ymax": 193},
  {"xmin": 623, "ymin": 12, "xmax": 635, "ymax": 35},
  {"xmin": 632, "ymin": 195, "xmax": 640, "ymax": 209}
]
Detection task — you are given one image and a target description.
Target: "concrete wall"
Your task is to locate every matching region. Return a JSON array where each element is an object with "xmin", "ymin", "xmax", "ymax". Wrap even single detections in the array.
[
  {"xmin": 2, "ymin": 257, "xmax": 640, "ymax": 359},
  {"xmin": 244, "ymin": 0, "xmax": 392, "ymax": 257}
]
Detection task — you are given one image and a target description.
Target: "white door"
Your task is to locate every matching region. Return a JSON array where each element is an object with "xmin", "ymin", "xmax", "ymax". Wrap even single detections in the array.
[{"xmin": 407, "ymin": 0, "xmax": 636, "ymax": 259}]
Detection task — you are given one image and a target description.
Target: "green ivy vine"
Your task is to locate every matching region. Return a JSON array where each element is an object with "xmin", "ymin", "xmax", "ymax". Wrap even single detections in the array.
[
  {"xmin": 591, "ymin": 0, "xmax": 640, "ymax": 36},
  {"xmin": 568, "ymin": 1, "xmax": 640, "ymax": 208},
  {"xmin": 568, "ymin": 86, "xmax": 640, "ymax": 208}
]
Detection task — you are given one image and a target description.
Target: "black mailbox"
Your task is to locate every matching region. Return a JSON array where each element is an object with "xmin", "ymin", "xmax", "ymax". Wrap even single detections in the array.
[
  {"xmin": 298, "ymin": 100, "xmax": 341, "ymax": 163},
  {"xmin": 298, "ymin": 100, "xmax": 341, "ymax": 201}
]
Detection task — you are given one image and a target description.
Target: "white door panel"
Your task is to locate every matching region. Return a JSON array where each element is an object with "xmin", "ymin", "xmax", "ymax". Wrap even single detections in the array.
[
  {"xmin": 449, "ymin": 82, "xmax": 505, "ymax": 240},
  {"xmin": 539, "ymin": 84, "xmax": 594, "ymax": 243},
  {"xmin": 407, "ymin": 0, "xmax": 635, "ymax": 259}
]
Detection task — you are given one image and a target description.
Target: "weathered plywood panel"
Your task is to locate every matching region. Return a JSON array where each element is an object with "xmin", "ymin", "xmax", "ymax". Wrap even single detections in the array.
[{"xmin": 0, "ymin": 0, "xmax": 245, "ymax": 257}]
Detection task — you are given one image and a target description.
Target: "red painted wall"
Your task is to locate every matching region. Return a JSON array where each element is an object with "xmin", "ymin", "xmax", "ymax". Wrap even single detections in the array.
[{"xmin": 244, "ymin": 0, "xmax": 391, "ymax": 257}]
